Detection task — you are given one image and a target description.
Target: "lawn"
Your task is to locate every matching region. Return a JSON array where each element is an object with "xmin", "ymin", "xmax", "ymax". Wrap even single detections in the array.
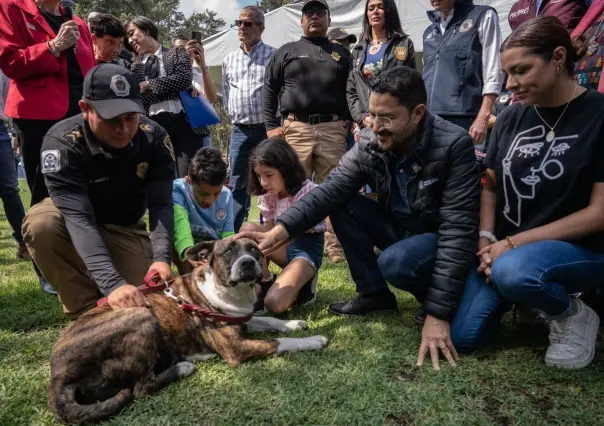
[{"xmin": 1, "ymin": 183, "xmax": 604, "ymax": 426}]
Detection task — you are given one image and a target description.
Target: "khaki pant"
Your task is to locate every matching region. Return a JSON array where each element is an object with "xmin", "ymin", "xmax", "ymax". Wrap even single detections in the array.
[
  {"xmin": 283, "ymin": 119, "xmax": 348, "ymax": 257},
  {"xmin": 22, "ymin": 198, "xmax": 153, "ymax": 319}
]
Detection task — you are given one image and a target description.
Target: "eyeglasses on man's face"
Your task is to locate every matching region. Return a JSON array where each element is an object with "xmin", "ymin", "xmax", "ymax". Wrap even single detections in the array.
[
  {"xmin": 303, "ymin": 9, "xmax": 328, "ymax": 18},
  {"xmin": 368, "ymin": 115, "xmax": 393, "ymax": 129},
  {"xmin": 234, "ymin": 20, "xmax": 254, "ymax": 28}
]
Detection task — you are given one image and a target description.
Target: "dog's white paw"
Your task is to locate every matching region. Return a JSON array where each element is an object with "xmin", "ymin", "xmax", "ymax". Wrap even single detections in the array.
[
  {"xmin": 307, "ymin": 335, "xmax": 329, "ymax": 349},
  {"xmin": 283, "ymin": 320, "xmax": 308, "ymax": 331},
  {"xmin": 175, "ymin": 361, "xmax": 196, "ymax": 377},
  {"xmin": 186, "ymin": 353, "xmax": 217, "ymax": 362},
  {"xmin": 276, "ymin": 336, "xmax": 329, "ymax": 353}
]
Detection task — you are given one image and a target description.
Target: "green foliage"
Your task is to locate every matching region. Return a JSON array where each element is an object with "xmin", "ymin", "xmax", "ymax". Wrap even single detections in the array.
[
  {"xmin": 74, "ymin": 0, "xmax": 226, "ymax": 45},
  {"xmin": 257, "ymin": 0, "xmax": 292, "ymax": 13}
]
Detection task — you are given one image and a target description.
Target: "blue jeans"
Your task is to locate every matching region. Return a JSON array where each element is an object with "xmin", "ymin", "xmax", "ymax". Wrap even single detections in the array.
[
  {"xmin": 287, "ymin": 232, "xmax": 324, "ymax": 272},
  {"xmin": 0, "ymin": 122, "xmax": 26, "ymax": 244},
  {"xmin": 330, "ymin": 194, "xmax": 438, "ymax": 297},
  {"xmin": 229, "ymin": 124, "xmax": 266, "ymax": 232},
  {"xmin": 450, "ymin": 241, "xmax": 604, "ymax": 353}
]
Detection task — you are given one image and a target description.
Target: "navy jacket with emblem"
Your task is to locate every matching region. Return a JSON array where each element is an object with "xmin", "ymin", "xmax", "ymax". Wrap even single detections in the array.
[
  {"xmin": 41, "ymin": 114, "xmax": 175, "ymax": 296},
  {"xmin": 277, "ymin": 112, "xmax": 480, "ymax": 321},
  {"xmin": 422, "ymin": 0, "xmax": 496, "ymax": 117},
  {"xmin": 346, "ymin": 33, "xmax": 417, "ymax": 126}
]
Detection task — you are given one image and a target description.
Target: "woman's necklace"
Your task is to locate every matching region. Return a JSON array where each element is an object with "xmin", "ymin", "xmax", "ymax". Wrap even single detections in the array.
[
  {"xmin": 533, "ymin": 83, "xmax": 578, "ymax": 143},
  {"xmin": 587, "ymin": 20, "xmax": 604, "ymax": 57},
  {"xmin": 368, "ymin": 38, "xmax": 384, "ymax": 55}
]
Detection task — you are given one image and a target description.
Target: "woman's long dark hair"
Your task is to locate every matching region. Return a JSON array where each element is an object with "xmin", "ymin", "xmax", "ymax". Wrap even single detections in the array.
[
  {"xmin": 248, "ymin": 138, "xmax": 307, "ymax": 197},
  {"xmin": 359, "ymin": 0, "xmax": 406, "ymax": 43}
]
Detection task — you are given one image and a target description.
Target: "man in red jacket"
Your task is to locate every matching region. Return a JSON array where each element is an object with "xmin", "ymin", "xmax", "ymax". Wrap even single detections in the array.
[{"xmin": 0, "ymin": 0, "xmax": 95, "ymax": 294}]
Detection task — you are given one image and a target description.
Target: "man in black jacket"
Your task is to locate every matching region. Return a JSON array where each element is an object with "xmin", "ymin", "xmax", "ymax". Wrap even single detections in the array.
[{"xmin": 240, "ymin": 67, "xmax": 480, "ymax": 369}]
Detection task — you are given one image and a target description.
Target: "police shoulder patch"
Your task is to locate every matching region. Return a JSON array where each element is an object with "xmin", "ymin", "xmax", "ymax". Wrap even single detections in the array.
[
  {"xmin": 163, "ymin": 136, "xmax": 176, "ymax": 162},
  {"xmin": 41, "ymin": 150, "xmax": 61, "ymax": 174},
  {"xmin": 394, "ymin": 46, "xmax": 408, "ymax": 61}
]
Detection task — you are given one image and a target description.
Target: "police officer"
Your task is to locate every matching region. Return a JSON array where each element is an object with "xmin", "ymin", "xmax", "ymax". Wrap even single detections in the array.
[
  {"xmin": 422, "ymin": 0, "xmax": 504, "ymax": 145},
  {"xmin": 263, "ymin": 0, "xmax": 351, "ymax": 263},
  {"xmin": 22, "ymin": 63, "xmax": 176, "ymax": 319}
]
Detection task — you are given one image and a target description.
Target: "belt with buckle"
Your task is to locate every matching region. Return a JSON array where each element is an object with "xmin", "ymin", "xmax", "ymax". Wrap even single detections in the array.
[{"xmin": 287, "ymin": 113, "xmax": 345, "ymax": 125}]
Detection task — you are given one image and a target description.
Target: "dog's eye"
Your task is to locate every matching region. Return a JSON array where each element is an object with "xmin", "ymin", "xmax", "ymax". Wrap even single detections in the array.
[{"xmin": 223, "ymin": 247, "xmax": 232, "ymax": 254}]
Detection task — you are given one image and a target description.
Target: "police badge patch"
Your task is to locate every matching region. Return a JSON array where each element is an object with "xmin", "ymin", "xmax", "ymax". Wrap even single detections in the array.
[
  {"xmin": 41, "ymin": 150, "xmax": 61, "ymax": 174},
  {"xmin": 136, "ymin": 162, "xmax": 149, "ymax": 179},
  {"xmin": 163, "ymin": 136, "xmax": 176, "ymax": 162},
  {"xmin": 394, "ymin": 46, "xmax": 408, "ymax": 61},
  {"xmin": 216, "ymin": 208, "xmax": 227, "ymax": 221},
  {"xmin": 331, "ymin": 51, "xmax": 341, "ymax": 62},
  {"xmin": 460, "ymin": 19, "xmax": 473, "ymax": 32},
  {"xmin": 110, "ymin": 75, "xmax": 131, "ymax": 97}
]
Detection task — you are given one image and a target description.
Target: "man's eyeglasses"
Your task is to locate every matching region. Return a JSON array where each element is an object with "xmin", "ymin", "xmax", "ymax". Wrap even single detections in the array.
[
  {"xmin": 303, "ymin": 9, "xmax": 328, "ymax": 18},
  {"xmin": 234, "ymin": 20, "xmax": 254, "ymax": 28},
  {"xmin": 368, "ymin": 116, "xmax": 393, "ymax": 129}
]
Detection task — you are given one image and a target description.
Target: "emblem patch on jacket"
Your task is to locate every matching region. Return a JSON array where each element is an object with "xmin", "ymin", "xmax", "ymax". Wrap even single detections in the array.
[
  {"xmin": 331, "ymin": 51, "xmax": 341, "ymax": 62},
  {"xmin": 41, "ymin": 150, "xmax": 61, "ymax": 174},
  {"xmin": 163, "ymin": 136, "xmax": 176, "ymax": 162},
  {"xmin": 394, "ymin": 47, "xmax": 408, "ymax": 61},
  {"xmin": 460, "ymin": 19, "xmax": 473, "ymax": 32},
  {"xmin": 136, "ymin": 162, "xmax": 149, "ymax": 179}
]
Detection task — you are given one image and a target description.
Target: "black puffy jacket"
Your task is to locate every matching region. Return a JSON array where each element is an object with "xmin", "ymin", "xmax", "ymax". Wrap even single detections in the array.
[{"xmin": 278, "ymin": 112, "xmax": 480, "ymax": 320}]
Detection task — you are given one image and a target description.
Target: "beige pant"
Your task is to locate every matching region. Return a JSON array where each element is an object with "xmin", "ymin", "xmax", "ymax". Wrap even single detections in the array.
[
  {"xmin": 22, "ymin": 198, "xmax": 153, "ymax": 319},
  {"xmin": 283, "ymin": 119, "xmax": 348, "ymax": 256}
]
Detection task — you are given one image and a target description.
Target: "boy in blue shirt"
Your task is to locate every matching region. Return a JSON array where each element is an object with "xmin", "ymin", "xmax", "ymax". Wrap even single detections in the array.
[{"xmin": 173, "ymin": 147, "xmax": 234, "ymax": 272}]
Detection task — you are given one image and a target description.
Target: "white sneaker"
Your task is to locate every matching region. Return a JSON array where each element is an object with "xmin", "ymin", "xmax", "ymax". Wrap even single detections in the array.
[{"xmin": 544, "ymin": 298, "xmax": 599, "ymax": 369}]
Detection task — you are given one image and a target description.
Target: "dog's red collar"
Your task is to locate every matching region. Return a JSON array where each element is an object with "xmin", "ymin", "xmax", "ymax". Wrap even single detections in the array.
[
  {"xmin": 96, "ymin": 270, "xmax": 253, "ymax": 324},
  {"xmin": 180, "ymin": 303, "xmax": 253, "ymax": 324}
]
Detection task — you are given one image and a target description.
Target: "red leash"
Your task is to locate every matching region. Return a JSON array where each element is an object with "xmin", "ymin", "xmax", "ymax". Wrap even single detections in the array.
[{"xmin": 96, "ymin": 269, "xmax": 253, "ymax": 324}]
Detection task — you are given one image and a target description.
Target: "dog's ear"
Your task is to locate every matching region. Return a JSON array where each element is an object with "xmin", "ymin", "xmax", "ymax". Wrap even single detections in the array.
[{"xmin": 185, "ymin": 241, "xmax": 217, "ymax": 262}]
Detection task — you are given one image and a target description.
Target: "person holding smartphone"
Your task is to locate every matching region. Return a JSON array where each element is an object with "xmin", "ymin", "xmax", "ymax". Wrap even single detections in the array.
[{"xmin": 173, "ymin": 33, "xmax": 218, "ymax": 148}]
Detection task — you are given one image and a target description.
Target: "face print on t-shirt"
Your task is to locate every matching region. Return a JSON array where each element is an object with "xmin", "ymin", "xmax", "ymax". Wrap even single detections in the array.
[{"xmin": 501, "ymin": 124, "xmax": 576, "ymax": 227}]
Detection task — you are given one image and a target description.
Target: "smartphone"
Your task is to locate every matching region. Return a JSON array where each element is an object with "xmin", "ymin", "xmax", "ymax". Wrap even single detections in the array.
[{"xmin": 192, "ymin": 31, "xmax": 202, "ymax": 43}]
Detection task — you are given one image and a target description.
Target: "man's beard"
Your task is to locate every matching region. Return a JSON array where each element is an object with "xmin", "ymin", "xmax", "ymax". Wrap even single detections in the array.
[{"xmin": 377, "ymin": 122, "xmax": 417, "ymax": 155}]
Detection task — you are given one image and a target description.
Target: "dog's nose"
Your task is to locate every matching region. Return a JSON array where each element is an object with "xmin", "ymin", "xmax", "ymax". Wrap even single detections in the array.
[{"xmin": 240, "ymin": 258, "xmax": 257, "ymax": 270}]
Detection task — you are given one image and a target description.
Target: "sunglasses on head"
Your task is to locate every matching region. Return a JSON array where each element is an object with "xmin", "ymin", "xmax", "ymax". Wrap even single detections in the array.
[{"xmin": 234, "ymin": 20, "xmax": 254, "ymax": 28}]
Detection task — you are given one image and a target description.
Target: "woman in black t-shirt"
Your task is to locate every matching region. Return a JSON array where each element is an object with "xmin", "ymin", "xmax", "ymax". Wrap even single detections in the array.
[{"xmin": 449, "ymin": 17, "xmax": 604, "ymax": 370}]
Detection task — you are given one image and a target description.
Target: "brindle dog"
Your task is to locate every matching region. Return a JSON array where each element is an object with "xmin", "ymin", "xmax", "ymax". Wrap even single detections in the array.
[{"xmin": 48, "ymin": 237, "xmax": 328, "ymax": 424}]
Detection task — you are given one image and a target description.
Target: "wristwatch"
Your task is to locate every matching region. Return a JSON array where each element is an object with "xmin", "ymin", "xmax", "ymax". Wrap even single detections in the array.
[{"xmin": 479, "ymin": 230, "xmax": 497, "ymax": 244}]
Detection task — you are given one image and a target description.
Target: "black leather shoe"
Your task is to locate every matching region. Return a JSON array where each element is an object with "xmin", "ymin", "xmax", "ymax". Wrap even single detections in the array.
[
  {"xmin": 414, "ymin": 307, "xmax": 427, "ymax": 326},
  {"xmin": 328, "ymin": 292, "xmax": 398, "ymax": 316}
]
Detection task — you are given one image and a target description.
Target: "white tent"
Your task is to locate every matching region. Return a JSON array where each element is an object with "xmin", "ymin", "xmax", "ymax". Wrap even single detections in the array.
[{"xmin": 202, "ymin": 0, "xmax": 516, "ymax": 67}]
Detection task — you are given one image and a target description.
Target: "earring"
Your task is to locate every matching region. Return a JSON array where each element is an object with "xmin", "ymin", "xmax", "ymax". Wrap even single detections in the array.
[{"xmin": 556, "ymin": 64, "xmax": 562, "ymax": 74}]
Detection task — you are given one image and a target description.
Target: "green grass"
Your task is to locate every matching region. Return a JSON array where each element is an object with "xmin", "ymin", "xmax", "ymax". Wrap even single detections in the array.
[{"xmin": 2, "ymin": 182, "xmax": 604, "ymax": 425}]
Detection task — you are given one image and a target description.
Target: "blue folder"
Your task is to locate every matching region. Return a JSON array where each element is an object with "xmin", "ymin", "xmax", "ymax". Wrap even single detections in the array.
[{"xmin": 179, "ymin": 90, "xmax": 220, "ymax": 127}]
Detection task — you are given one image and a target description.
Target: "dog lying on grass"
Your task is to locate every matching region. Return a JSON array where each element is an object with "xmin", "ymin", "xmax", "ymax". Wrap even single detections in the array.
[{"xmin": 48, "ymin": 237, "xmax": 328, "ymax": 424}]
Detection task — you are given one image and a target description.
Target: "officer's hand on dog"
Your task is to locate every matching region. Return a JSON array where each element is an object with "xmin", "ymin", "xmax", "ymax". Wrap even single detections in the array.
[
  {"xmin": 149, "ymin": 261, "xmax": 172, "ymax": 281},
  {"xmin": 236, "ymin": 224, "xmax": 290, "ymax": 256},
  {"xmin": 416, "ymin": 315, "xmax": 459, "ymax": 371},
  {"xmin": 107, "ymin": 285, "xmax": 148, "ymax": 310}
]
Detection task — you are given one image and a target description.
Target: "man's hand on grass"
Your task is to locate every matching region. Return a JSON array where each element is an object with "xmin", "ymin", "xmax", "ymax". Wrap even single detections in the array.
[
  {"xmin": 236, "ymin": 224, "xmax": 290, "ymax": 256},
  {"xmin": 416, "ymin": 315, "xmax": 459, "ymax": 371}
]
